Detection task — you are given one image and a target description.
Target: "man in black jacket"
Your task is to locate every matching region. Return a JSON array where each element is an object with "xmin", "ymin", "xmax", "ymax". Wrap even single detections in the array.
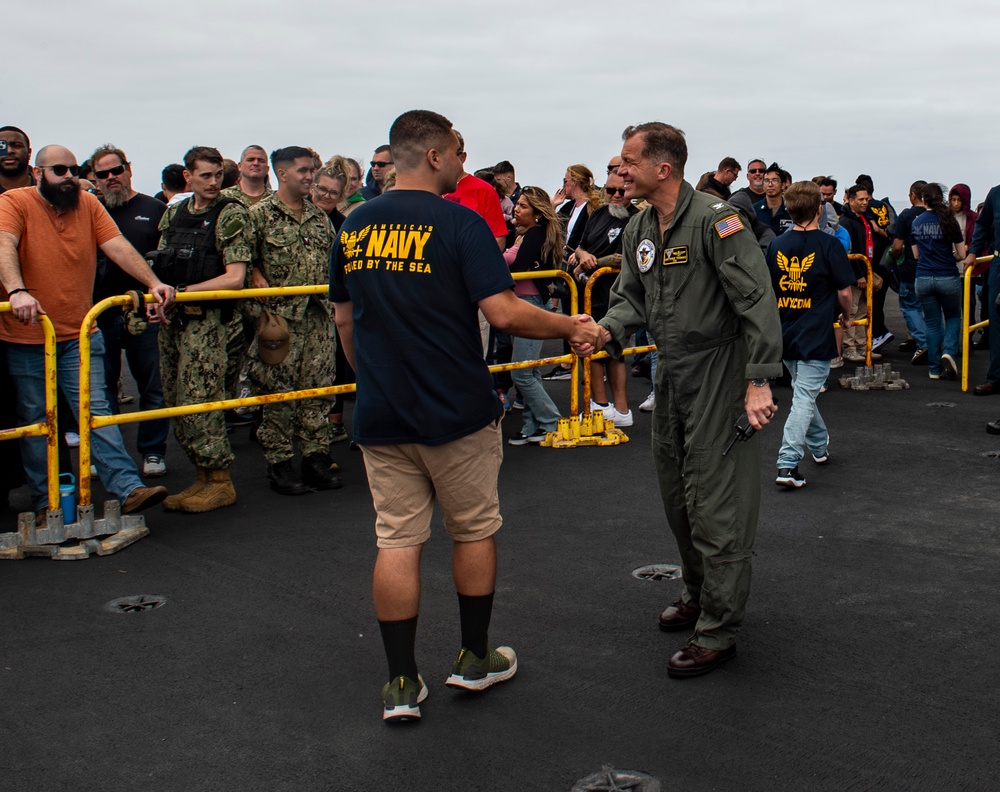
[{"xmin": 838, "ymin": 185, "xmax": 880, "ymax": 362}]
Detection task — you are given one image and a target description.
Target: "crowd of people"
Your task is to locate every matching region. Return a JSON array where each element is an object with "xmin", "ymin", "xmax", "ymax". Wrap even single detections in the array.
[{"xmin": 3, "ymin": 113, "xmax": 1000, "ymax": 720}]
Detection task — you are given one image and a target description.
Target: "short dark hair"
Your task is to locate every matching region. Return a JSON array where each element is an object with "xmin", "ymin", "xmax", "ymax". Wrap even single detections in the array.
[
  {"xmin": 819, "ymin": 177, "xmax": 838, "ymax": 190},
  {"xmin": 765, "ymin": 162, "xmax": 782, "ymax": 178},
  {"xmin": 183, "ymin": 146, "xmax": 224, "ymax": 171},
  {"xmin": 493, "ymin": 160, "xmax": 515, "ymax": 177},
  {"xmin": 161, "ymin": 163, "xmax": 186, "ymax": 191},
  {"xmin": 270, "ymin": 145, "xmax": 314, "ymax": 171},
  {"xmin": 718, "ymin": 156, "xmax": 740, "ymax": 172},
  {"xmin": 373, "ymin": 144, "xmax": 391, "ymax": 155},
  {"xmin": 846, "ymin": 184, "xmax": 869, "ymax": 201},
  {"xmin": 779, "ymin": 169, "xmax": 792, "ymax": 184},
  {"xmin": 389, "ymin": 110, "xmax": 455, "ymax": 171},
  {"xmin": 0, "ymin": 125, "xmax": 30, "ymax": 150},
  {"xmin": 855, "ymin": 174, "xmax": 874, "ymax": 193},
  {"xmin": 909, "ymin": 179, "xmax": 928, "ymax": 197},
  {"xmin": 622, "ymin": 122, "xmax": 687, "ymax": 178},
  {"xmin": 784, "ymin": 181, "xmax": 821, "ymax": 224},
  {"xmin": 222, "ymin": 158, "xmax": 239, "ymax": 188}
]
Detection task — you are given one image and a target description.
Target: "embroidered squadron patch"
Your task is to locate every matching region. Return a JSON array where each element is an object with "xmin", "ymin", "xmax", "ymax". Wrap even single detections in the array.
[
  {"xmin": 714, "ymin": 214, "xmax": 745, "ymax": 239},
  {"xmin": 636, "ymin": 238, "xmax": 656, "ymax": 273},
  {"xmin": 662, "ymin": 246, "xmax": 688, "ymax": 265}
]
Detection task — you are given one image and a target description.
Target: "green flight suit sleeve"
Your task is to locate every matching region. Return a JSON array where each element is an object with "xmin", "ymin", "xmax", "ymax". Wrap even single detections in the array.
[{"xmin": 705, "ymin": 213, "xmax": 783, "ymax": 380}]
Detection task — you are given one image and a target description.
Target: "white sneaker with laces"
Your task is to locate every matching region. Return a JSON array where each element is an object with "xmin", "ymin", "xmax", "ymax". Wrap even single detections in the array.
[
  {"xmin": 589, "ymin": 400, "xmax": 615, "ymax": 419},
  {"xmin": 612, "ymin": 408, "xmax": 634, "ymax": 427},
  {"xmin": 639, "ymin": 393, "xmax": 655, "ymax": 412}
]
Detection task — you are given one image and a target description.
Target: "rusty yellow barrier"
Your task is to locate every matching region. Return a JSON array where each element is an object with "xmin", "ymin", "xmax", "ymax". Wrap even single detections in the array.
[
  {"xmin": 961, "ymin": 256, "xmax": 992, "ymax": 392},
  {"xmin": 0, "ymin": 306, "xmax": 60, "ymax": 512},
  {"xmin": 76, "ymin": 272, "xmax": 583, "ymax": 501},
  {"xmin": 845, "ymin": 254, "xmax": 874, "ymax": 366}
]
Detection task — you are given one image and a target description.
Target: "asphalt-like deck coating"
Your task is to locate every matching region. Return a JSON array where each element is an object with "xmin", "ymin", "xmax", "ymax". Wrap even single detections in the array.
[{"xmin": 3, "ymin": 306, "xmax": 1000, "ymax": 791}]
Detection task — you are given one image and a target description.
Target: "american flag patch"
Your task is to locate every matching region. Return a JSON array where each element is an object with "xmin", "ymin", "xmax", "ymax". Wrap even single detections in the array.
[{"xmin": 714, "ymin": 214, "xmax": 744, "ymax": 239}]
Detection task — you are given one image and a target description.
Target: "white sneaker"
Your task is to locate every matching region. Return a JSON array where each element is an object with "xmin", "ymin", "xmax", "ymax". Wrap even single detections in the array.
[
  {"xmin": 143, "ymin": 454, "xmax": 167, "ymax": 477},
  {"xmin": 612, "ymin": 408, "xmax": 634, "ymax": 427},
  {"xmin": 639, "ymin": 393, "xmax": 655, "ymax": 412},
  {"xmin": 589, "ymin": 399, "xmax": 615, "ymax": 419},
  {"xmin": 65, "ymin": 432, "xmax": 80, "ymax": 448}
]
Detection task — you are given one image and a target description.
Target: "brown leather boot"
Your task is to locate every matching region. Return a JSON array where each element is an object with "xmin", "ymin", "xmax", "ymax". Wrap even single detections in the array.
[
  {"xmin": 163, "ymin": 468, "xmax": 208, "ymax": 511},
  {"xmin": 176, "ymin": 467, "xmax": 236, "ymax": 513}
]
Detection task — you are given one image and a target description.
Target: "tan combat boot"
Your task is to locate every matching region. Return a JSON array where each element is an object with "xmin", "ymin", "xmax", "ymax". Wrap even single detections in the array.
[
  {"xmin": 177, "ymin": 467, "xmax": 236, "ymax": 513},
  {"xmin": 163, "ymin": 467, "xmax": 208, "ymax": 511}
]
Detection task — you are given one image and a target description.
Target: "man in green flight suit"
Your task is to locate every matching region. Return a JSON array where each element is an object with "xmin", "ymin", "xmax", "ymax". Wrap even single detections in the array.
[
  {"xmin": 151, "ymin": 146, "xmax": 252, "ymax": 513},
  {"xmin": 247, "ymin": 146, "xmax": 340, "ymax": 495},
  {"xmin": 598, "ymin": 122, "xmax": 783, "ymax": 678}
]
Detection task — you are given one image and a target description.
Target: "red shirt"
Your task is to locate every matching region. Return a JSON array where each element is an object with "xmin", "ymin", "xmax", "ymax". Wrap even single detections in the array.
[{"xmin": 443, "ymin": 175, "xmax": 507, "ymax": 240}]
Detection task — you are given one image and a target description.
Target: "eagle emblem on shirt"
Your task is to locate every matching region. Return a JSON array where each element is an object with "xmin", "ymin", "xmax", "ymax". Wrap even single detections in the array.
[
  {"xmin": 776, "ymin": 251, "xmax": 814, "ymax": 293},
  {"xmin": 870, "ymin": 204, "xmax": 889, "ymax": 228},
  {"xmin": 636, "ymin": 238, "xmax": 656, "ymax": 273},
  {"xmin": 341, "ymin": 226, "xmax": 371, "ymax": 259}
]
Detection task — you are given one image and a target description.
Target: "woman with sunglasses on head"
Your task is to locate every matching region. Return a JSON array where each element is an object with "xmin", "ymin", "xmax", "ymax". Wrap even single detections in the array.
[
  {"xmin": 542, "ymin": 164, "xmax": 603, "ymax": 380},
  {"xmin": 504, "ymin": 186, "xmax": 565, "ymax": 445}
]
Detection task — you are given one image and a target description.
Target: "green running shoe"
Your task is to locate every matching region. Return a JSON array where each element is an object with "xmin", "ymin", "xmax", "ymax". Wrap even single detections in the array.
[
  {"xmin": 381, "ymin": 674, "xmax": 428, "ymax": 722},
  {"xmin": 445, "ymin": 646, "xmax": 518, "ymax": 691}
]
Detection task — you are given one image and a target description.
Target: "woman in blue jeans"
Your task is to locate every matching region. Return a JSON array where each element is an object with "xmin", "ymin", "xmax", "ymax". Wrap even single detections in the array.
[
  {"xmin": 911, "ymin": 183, "xmax": 967, "ymax": 379},
  {"xmin": 504, "ymin": 186, "xmax": 564, "ymax": 445}
]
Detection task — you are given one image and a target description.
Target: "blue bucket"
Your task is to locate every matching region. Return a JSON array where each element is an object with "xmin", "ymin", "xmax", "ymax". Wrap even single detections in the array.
[{"xmin": 59, "ymin": 472, "xmax": 76, "ymax": 522}]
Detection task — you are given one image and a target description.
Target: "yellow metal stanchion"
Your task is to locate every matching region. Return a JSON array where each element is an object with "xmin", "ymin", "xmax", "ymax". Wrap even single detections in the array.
[
  {"xmin": 961, "ymin": 256, "xmax": 992, "ymax": 393},
  {"xmin": 847, "ymin": 254, "xmax": 874, "ymax": 365},
  {"xmin": 0, "ymin": 310, "xmax": 79, "ymax": 559}
]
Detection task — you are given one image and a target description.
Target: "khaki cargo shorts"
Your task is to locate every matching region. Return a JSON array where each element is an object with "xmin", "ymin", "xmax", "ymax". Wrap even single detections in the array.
[{"xmin": 361, "ymin": 419, "xmax": 504, "ymax": 548}]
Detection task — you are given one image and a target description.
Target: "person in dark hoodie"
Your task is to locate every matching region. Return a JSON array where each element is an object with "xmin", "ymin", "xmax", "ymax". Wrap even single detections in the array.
[
  {"xmin": 856, "ymin": 174, "xmax": 896, "ymax": 351},
  {"xmin": 950, "ymin": 183, "xmax": 986, "ymax": 339}
]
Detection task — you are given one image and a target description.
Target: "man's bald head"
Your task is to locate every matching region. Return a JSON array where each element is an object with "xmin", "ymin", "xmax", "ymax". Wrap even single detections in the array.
[{"xmin": 35, "ymin": 145, "xmax": 77, "ymax": 167}]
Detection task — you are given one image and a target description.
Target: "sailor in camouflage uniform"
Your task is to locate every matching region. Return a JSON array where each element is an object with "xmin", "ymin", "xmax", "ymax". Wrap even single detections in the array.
[
  {"xmin": 247, "ymin": 146, "xmax": 340, "ymax": 494},
  {"xmin": 221, "ymin": 149, "xmax": 273, "ymax": 413},
  {"xmin": 150, "ymin": 146, "xmax": 253, "ymax": 513}
]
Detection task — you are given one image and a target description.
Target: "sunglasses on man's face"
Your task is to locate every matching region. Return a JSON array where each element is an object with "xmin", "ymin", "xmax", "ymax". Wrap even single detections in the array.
[
  {"xmin": 40, "ymin": 164, "xmax": 80, "ymax": 177},
  {"xmin": 95, "ymin": 164, "xmax": 127, "ymax": 179},
  {"xmin": 605, "ymin": 187, "xmax": 627, "ymax": 197},
  {"xmin": 747, "ymin": 168, "xmax": 765, "ymax": 174}
]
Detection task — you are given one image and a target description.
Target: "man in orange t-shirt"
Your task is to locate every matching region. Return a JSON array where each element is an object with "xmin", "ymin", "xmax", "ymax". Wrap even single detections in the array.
[{"xmin": 0, "ymin": 144, "xmax": 175, "ymax": 523}]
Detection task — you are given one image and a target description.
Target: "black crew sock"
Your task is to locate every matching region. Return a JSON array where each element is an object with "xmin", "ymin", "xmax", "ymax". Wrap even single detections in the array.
[
  {"xmin": 457, "ymin": 592, "xmax": 494, "ymax": 659},
  {"xmin": 378, "ymin": 616, "xmax": 419, "ymax": 682}
]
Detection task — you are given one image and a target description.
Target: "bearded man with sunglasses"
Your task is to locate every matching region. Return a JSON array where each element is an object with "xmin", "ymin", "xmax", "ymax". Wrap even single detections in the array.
[
  {"xmin": 0, "ymin": 145, "xmax": 174, "ymax": 523},
  {"xmin": 90, "ymin": 144, "xmax": 170, "ymax": 479}
]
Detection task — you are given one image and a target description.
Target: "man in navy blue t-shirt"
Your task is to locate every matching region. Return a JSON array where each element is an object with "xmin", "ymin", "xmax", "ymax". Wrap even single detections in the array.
[
  {"xmin": 767, "ymin": 181, "xmax": 854, "ymax": 489},
  {"xmin": 330, "ymin": 109, "xmax": 603, "ymax": 723}
]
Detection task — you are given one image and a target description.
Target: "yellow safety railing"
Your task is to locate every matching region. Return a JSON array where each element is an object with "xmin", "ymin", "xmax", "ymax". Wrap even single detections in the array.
[
  {"xmin": 0, "ymin": 306, "xmax": 60, "ymax": 511},
  {"xmin": 961, "ymin": 255, "xmax": 992, "ymax": 392},
  {"xmin": 75, "ymin": 272, "xmax": 582, "ymax": 500}
]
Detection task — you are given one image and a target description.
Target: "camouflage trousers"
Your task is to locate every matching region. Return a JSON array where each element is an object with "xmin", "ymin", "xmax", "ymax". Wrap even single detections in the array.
[
  {"xmin": 224, "ymin": 314, "xmax": 251, "ymax": 399},
  {"xmin": 159, "ymin": 309, "xmax": 234, "ymax": 470},
  {"xmin": 248, "ymin": 304, "xmax": 336, "ymax": 464}
]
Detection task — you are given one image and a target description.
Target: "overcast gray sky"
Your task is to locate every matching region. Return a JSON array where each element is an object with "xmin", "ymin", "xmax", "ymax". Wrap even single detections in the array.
[{"xmin": 7, "ymin": 0, "xmax": 999, "ymax": 208}]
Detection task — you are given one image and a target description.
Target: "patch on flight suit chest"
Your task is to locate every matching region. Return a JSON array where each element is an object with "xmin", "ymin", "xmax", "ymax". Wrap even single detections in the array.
[
  {"xmin": 636, "ymin": 238, "xmax": 656, "ymax": 272},
  {"xmin": 662, "ymin": 245, "xmax": 688, "ymax": 265}
]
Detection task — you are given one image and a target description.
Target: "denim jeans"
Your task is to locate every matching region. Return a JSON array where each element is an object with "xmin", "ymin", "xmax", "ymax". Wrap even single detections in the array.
[
  {"xmin": 897, "ymin": 281, "xmax": 926, "ymax": 350},
  {"xmin": 7, "ymin": 334, "xmax": 144, "ymax": 510},
  {"xmin": 98, "ymin": 314, "xmax": 168, "ymax": 457},
  {"xmin": 776, "ymin": 359, "xmax": 830, "ymax": 470},
  {"xmin": 915, "ymin": 275, "xmax": 962, "ymax": 376},
  {"xmin": 511, "ymin": 295, "xmax": 562, "ymax": 435}
]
